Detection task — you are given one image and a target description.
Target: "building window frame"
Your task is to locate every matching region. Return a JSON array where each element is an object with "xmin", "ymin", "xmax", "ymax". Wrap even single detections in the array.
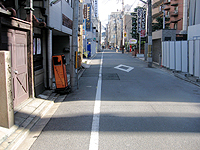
[
  {"xmin": 33, "ymin": 35, "xmax": 43, "ymax": 71},
  {"xmin": 174, "ymin": 23, "xmax": 177, "ymax": 29}
]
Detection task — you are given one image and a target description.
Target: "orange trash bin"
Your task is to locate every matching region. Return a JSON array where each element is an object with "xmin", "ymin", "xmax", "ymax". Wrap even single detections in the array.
[{"xmin": 52, "ymin": 55, "xmax": 68, "ymax": 89}]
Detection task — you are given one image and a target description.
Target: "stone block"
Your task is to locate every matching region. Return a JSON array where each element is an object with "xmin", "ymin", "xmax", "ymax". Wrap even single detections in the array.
[{"xmin": 0, "ymin": 51, "xmax": 14, "ymax": 128}]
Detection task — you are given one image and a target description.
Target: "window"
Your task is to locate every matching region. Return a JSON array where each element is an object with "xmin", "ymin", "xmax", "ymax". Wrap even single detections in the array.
[
  {"xmin": 174, "ymin": 23, "xmax": 177, "ymax": 29},
  {"xmin": 166, "ymin": 11, "xmax": 170, "ymax": 17},
  {"xmin": 33, "ymin": 36, "xmax": 43, "ymax": 71},
  {"xmin": 159, "ymin": 6, "xmax": 162, "ymax": 12},
  {"xmin": 174, "ymin": 6, "xmax": 178, "ymax": 13},
  {"xmin": 33, "ymin": 38, "xmax": 41, "ymax": 55}
]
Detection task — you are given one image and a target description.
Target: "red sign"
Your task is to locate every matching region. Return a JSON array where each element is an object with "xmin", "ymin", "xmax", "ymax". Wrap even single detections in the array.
[{"xmin": 141, "ymin": 30, "xmax": 145, "ymax": 37}]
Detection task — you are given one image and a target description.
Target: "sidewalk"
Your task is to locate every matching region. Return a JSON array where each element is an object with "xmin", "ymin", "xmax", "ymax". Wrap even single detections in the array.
[
  {"xmin": 0, "ymin": 62, "xmax": 89, "ymax": 150},
  {"xmin": 0, "ymin": 90, "xmax": 67, "ymax": 150}
]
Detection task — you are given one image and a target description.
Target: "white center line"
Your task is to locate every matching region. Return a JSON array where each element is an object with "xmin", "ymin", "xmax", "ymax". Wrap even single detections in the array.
[{"xmin": 89, "ymin": 51, "xmax": 104, "ymax": 150}]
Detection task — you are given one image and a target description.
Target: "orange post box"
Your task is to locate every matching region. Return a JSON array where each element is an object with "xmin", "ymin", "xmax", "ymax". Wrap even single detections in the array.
[{"xmin": 52, "ymin": 55, "xmax": 68, "ymax": 89}]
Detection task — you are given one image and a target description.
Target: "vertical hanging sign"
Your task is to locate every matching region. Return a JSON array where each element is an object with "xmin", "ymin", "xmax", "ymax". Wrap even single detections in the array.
[
  {"xmin": 86, "ymin": 3, "xmax": 91, "ymax": 31},
  {"xmin": 78, "ymin": 2, "xmax": 83, "ymax": 25},
  {"xmin": 137, "ymin": 9, "xmax": 142, "ymax": 33},
  {"xmin": 83, "ymin": 4, "xmax": 87, "ymax": 19},
  {"xmin": 94, "ymin": 0, "xmax": 98, "ymax": 18},
  {"xmin": 141, "ymin": 10, "xmax": 146, "ymax": 37}
]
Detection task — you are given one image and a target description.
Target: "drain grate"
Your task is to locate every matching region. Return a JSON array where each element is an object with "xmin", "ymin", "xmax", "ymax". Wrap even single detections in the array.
[{"xmin": 102, "ymin": 73, "xmax": 120, "ymax": 80}]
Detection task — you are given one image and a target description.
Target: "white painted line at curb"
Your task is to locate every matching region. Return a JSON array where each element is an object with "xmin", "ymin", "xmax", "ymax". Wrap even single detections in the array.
[{"xmin": 89, "ymin": 51, "xmax": 103, "ymax": 150}]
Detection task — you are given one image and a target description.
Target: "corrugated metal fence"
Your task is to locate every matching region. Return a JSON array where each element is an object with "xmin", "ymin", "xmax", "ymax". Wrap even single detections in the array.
[{"xmin": 162, "ymin": 40, "xmax": 200, "ymax": 78}]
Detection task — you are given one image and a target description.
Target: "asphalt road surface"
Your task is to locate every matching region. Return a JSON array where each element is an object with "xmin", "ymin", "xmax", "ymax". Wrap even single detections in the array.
[{"xmin": 30, "ymin": 49, "xmax": 200, "ymax": 150}]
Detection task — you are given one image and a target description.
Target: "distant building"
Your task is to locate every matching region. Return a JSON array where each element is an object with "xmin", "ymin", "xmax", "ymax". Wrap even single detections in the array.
[
  {"xmin": 83, "ymin": 0, "xmax": 100, "ymax": 57},
  {"xmin": 108, "ymin": 12, "xmax": 122, "ymax": 47},
  {"xmin": 124, "ymin": 12, "xmax": 134, "ymax": 44}
]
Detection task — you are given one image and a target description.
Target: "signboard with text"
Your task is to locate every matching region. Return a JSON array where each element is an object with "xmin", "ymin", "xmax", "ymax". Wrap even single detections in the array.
[
  {"xmin": 86, "ymin": 4, "xmax": 91, "ymax": 31},
  {"xmin": 83, "ymin": 4, "xmax": 87, "ymax": 19},
  {"xmin": 78, "ymin": 3, "xmax": 83, "ymax": 25},
  {"xmin": 137, "ymin": 9, "xmax": 146, "ymax": 35},
  {"xmin": 129, "ymin": 39, "xmax": 137, "ymax": 44},
  {"xmin": 137, "ymin": 9, "xmax": 142, "ymax": 33}
]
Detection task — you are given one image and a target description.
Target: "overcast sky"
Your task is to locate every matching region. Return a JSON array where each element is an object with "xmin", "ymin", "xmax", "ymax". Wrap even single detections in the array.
[{"xmin": 98, "ymin": 0, "xmax": 144, "ymax": 29}]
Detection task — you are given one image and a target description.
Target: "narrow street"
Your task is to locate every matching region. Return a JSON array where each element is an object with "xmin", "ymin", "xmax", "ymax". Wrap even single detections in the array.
[{"xmin": 29, "ymin": 49, "xmax": 200, "ymax": 150}]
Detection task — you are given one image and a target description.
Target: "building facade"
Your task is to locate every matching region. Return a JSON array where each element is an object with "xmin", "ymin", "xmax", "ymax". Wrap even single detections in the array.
[
  {"xmin": 82, "ymin": 0, "xmax": 100, "ymax": 58},
  {"xmin": 124, "ymin": 13, "xmax": 133, "ymax": 45},
  {"xmin": 152, "ymin": 0, "xmax": 184, "ymax": 33},
  {"xmin": 0, "ymin": 0, "xmax": 74, "ymax": 128}
]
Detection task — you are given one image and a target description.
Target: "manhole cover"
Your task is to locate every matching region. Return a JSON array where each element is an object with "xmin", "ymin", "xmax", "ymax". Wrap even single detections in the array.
[{"xmin": 103, "ymin": 73, "xmax": 120, "ymax": 80}]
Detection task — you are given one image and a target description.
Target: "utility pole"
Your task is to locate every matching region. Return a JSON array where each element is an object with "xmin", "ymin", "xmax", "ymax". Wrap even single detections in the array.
[
  {"xmin": 26, "ymin": 0, "xmax": 34, "ymax": 98},
  {"xmin": 163, "ymin": 8, "xmax": 165, "ymax": 29},
  {"xmin": 147, "ymin": 0, "xmax": 152, "ymax": 67},
  {"xmin": 120, "ymin": 0, "xmax": 124, "ymax": 53},
  {"xmin": 115, "ymin": 16, "xmax": 117, "ymax": 48},
  {"xmin": 122, "ymin": 0, "xmax": 125, "ymax": 46},
  {"xmin": 71, "ymin": 0, "xmax": 79, "ymax": 92}
]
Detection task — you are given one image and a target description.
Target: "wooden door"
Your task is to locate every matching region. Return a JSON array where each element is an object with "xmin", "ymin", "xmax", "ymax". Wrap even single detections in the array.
[{"xmin": 9, "ymin": 29, "xmax": 29, "ymax": 107}]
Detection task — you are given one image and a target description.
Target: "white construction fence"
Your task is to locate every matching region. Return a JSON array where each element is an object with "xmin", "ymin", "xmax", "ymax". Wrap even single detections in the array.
[{"xmin": 162, "ymin": 40, "xmax": 200, "ymax": 78}]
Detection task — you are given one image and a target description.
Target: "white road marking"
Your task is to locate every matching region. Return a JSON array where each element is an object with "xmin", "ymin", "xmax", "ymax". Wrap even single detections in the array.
[
  {"xmin": 89, "ymin": 51, "xmax": 104, "ymax": 150},
  {"xmin": 114, "ymin": 64, "xmax": 134, "ymax": 72}
]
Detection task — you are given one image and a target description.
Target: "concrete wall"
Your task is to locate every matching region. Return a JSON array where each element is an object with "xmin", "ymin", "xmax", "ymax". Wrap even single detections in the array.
[
  {"xmin": 0, "ymin": 51, "xmax": 14, "ymax": 128},
  {"xmin": 152, "ymin": 29, "xmax": 176, "ymax": 64},
  {"xmin": 152, "ymin": 39, "xmax": 161, "ymax": 63},
  {"xmin": 188, "ymin": 24, "xmax": 200, "ymax": 40},
  {"xmin": 152, "ymin": 29, "xmax": 176, "ymax": 41},
  {"xmin": 189, "ymin": 0, "xmax": 200, "ymax": 26},
  {"xmin": 162, "ymin": 30, "xmax": 176, "ymax": 41}
]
